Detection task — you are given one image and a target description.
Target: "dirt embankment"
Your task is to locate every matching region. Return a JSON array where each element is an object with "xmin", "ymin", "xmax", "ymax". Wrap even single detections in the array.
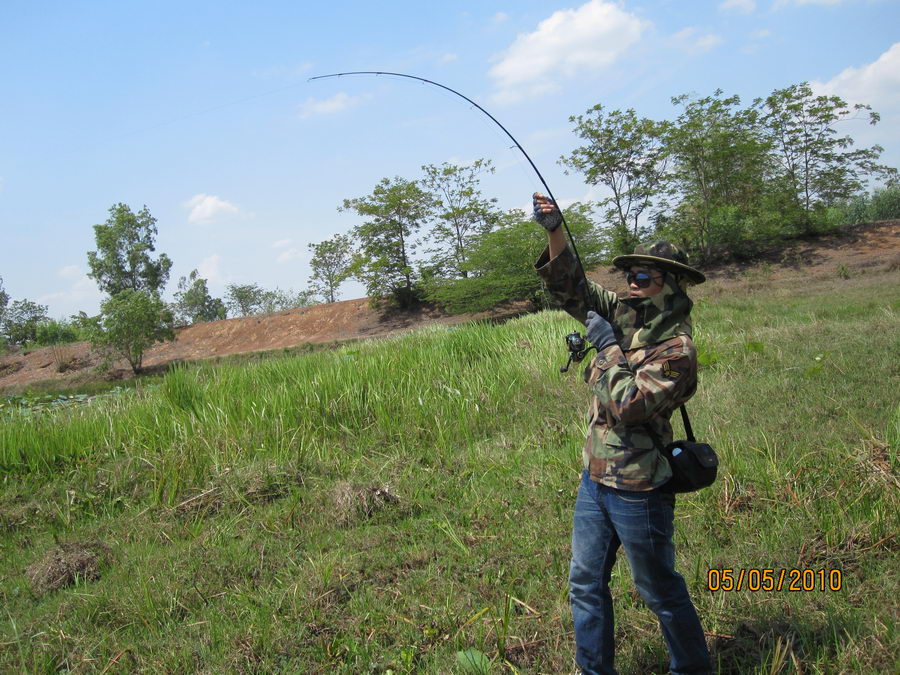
[
  {"xmin": 2, "ymin": 221, "xmax": 897, "ymax": 393},
  {"xmin": 0, "ymin": 297, "xmax": 530, "ymax": 392}
]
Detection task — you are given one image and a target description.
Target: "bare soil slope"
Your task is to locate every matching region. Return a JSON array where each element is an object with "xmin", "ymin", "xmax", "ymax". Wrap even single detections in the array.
[{"xmin": 2, "ymin": 221, "xmax": 897, "ymax": 393}]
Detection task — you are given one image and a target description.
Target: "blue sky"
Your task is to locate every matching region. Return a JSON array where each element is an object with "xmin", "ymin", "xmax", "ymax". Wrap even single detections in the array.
[{"xmin": 2, "ymin": 0, "xmax": 898, "ymax": 319}]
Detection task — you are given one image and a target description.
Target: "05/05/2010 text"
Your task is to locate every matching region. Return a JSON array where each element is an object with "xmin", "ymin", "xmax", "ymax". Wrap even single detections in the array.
[{"xmin": 707, "ymin": 568, "xmax": 842, "ymax": 592}]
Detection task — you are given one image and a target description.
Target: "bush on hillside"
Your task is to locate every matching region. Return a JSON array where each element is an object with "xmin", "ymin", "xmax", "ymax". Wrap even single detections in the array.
[{"xmin": 869, "ymin": 186, "xmax": 900, "ymax": 220}]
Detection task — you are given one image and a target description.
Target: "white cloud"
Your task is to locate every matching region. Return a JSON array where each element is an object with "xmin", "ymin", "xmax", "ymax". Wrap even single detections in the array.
[
  {"xmin": 298, "ymin": 92, "xmax": 367, "ymax": 119},
  {"xmin": 276, "ymin": 248, "xmax": 302, "ymax": 264},
  {"xmin": 37, "ymin": 275, "xmax": 103, "ymax": 318},
  {"xmin": 438, "ymin": 53, "xmax": 458, "ymax": 65},
  {"xmin": 272, "ymin": 238, "xmax": 293, "ymax": 249},
  {"xmin": 812, "ymin": 42, "xmax": 900, "ymax": 108},
  {"xmin": 811, "ymin": 43, "xmax": 900, "ymax": 133},
  {"xmin": 811, "ymin": 43, "xmax": 900, "ymax": 168},
  {"xmin": 58, "ymin": 265, "xmax": 81, "ymax": 280},
  {"xmin": 197, "ymin": 254, "xmax": 224, "ymax": 285},
  {"xmin": 670, "ymin": 27, "xmax": 724, "ymax": 54},
  {"xmin": 720, "ymin": 0, "xmax": 756, "ymax": 12},
  {"xmin": 488, "ymin": 0, "xmax": 649, "ymax": 103},
  {"xmin": 185, "ymin": 193, "xmax": 239, "ymax": 224},
  {"xmin": 741, "ymin": 28, "xmax": 772, "ymax": 54},
  {"xmin": 492, "ymin": 11, "xmax": 509, "ymax": 24}
]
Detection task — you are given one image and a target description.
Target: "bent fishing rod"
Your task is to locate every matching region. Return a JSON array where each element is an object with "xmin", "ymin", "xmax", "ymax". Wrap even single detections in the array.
[{"xmin": 309, "ymin": 71, "xmax": 598, "ymax": 370}]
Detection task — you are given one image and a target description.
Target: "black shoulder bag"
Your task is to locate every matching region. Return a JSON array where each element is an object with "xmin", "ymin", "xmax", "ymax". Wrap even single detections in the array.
[{"xmin": 653, "ymin": 406, "xmax": 719, "ymax": 493}]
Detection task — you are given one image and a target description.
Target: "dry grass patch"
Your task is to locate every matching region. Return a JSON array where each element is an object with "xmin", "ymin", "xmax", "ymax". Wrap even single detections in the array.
[
  {"xmin": 331, "ymin": 482, "xmax": 400, "ymax": 526},
  {"xmin": 0, "ymin": 360, "xmax": 24, "ymax": 377},
  {"xmin": 0, "ymin": 500, "xmax": 42, "ymax": 533},
  {"xmin": 25, "ymin": 540, "xmax": 111, "ymax": 594},
  {"xmin": 174, "ymin": 462, "xmax": 304, "ymax": 517},
  {"xmin": 886, "ymin": 251, "xmax": 900, "ymax": 272}
]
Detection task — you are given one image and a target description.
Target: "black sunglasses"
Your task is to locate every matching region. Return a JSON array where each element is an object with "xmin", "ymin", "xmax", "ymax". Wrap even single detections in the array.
[{"xmin": 626, "ymin": 271, "xmax": 663, "ymax": 288}]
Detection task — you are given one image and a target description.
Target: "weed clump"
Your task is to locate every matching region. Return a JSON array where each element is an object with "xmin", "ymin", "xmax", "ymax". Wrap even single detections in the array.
[
  {"xmin": 885, "ymin": 252, "xmax": 900, "ymax": 272},
  {"xmin": 0, "ymin": 360, "xmax": 24, "ymax": 378},
  {"xmin": 25, "ymin": 540, "xmax": 111, "ymax": 594},
  {"xmin": 331, "ymin": 482, "xmax": 400, "ymax": 525}
]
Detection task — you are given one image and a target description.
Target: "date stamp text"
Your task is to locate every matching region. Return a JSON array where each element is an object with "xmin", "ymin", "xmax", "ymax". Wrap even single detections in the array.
[{"xmin": 706, "ymin": 568, "xmax": 842, "ymax": 592}]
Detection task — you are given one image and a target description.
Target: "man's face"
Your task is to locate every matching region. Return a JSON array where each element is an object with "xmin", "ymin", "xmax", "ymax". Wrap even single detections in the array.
[{"xmin": 626, "ymin": 266, "xmax": 666, "ymax": 298}]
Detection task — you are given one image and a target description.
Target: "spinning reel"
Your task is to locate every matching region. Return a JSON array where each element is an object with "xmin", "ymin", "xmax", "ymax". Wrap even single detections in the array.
[{"xmin": 559, "ymin": 331, "xmax": 596, "ymax": 373}]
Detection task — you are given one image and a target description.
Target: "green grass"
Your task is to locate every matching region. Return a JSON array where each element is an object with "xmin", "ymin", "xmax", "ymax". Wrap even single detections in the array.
[{"xmin": 1, "ymin": 267, "xmax": 898, "ymax": 673}]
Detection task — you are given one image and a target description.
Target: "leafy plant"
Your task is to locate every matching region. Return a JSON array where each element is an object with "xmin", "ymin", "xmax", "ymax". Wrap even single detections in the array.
[
  {"xmin": 869, "ymin": 185, "xmax": 900, "ymax": 220},
  {"xmin": 173, "ymin": 270, "xmax": 226, "ymax": 324},
  {"xmin": 456, "ymin": 648, "xmax": 491, "ymax": 674},
  {"xmin": 425, "ymin": 203, "xmax": 607, "ymax": 314},
  {"xmin": 86, "ymin": 203, "xmax": 172, "ymax": 296},
  {"xmin": 562, "ymin": 106, "xmax": 670, "ymax": 255},
  {"xmin": 342, "ymin": 176, "xmax": 434, "ymax": 308},
  {"xmin": 308, "ymin": 234, "xmax": 354, "ymax": 303},
  {"xmin": 1, "ymin": 299, "xmax": 49, "ymax": 346},
  {"xmin": 91, "ymin": 289, "xmax": 175, "ymax": 374}
]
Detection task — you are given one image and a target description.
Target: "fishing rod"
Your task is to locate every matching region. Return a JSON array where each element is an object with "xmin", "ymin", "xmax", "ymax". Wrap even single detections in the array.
[{"xmin": 309, "ymin": 71, "xmax": 598, "ymax": 370}]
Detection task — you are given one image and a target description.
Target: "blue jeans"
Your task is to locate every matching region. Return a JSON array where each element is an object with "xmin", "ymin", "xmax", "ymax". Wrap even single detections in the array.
[{"xmin": 570, "ymin": 471, "xmax": 711, "ymax": 675}]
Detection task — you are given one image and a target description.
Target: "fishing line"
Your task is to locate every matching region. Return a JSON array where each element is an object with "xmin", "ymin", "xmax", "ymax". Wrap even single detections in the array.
[
  {"xmin": 309, "ymin": 70, "xmax": 595, "ymax": 310},
  {"xmin": 382, "ymin": 76, "xmax": 536, "ymax": 197},
  {"xmin": 109, "ymin": 81, "xmax": 308, "ymax": 143},
  {"xmin": 423, "ymin": 83, "xmax": 544, "ymax": 209}
]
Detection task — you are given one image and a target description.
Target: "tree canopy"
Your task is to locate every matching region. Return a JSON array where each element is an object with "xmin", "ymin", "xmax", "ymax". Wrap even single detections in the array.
[
  {"xmin": 91, "ymin": 290, "xmax": 175, "ymax": 374},
  {"xmin": 1, "ymin": 299, "xmax": 49, "ymax": 346},
  {"xmin": 420, "ymin": 159, "xmax": 500, "ymax": 279},
  {"xmin": 87, "ymin": 203, "xmax": 173, "ymax": 296},
  {"xmin": 342, "ymin": 176, "xmax": 435, "ymax": 308},
  {"xmin": 173, "ymin": 270, "xmax": 226, "ymax": 325},
  {"xmin": 308, "ymin": 234, "xmax": 353, "ymax": 303},
  {"xmin": 562, "ymin": 106, "xmax": 669, "ymax": 255}
]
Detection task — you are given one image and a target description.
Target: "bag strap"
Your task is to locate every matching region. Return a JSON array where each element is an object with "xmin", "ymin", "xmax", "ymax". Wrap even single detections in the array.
[
  {"xmin": 646, "ymin": 404, "xmax": 695, "ymax": 451},
  {"xmin": 679, "ymin": 405, "xmax": 696, "ymax": 443}
]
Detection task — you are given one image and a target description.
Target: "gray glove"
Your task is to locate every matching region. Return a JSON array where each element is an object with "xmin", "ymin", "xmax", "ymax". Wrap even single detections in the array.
[
  {"xmin": 586, "ymin": 311, "xmax": 617, "ymax": 350},
  {"xmin": 533, "ymin": 193, "xmax": 562, "ymax": 232}
]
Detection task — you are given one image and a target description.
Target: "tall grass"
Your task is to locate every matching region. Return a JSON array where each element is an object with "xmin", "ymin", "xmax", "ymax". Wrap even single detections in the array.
[{"xmin": 1, "ymin": 266, "xmax": 898, "ymax": 672}]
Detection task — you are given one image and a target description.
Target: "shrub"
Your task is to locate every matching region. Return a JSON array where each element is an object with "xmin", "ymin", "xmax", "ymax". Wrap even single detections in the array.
[
  {"xmin": 869, "ymin": 186, "xmax": 900, "ymax": 221},
  {"xmin": 34, "ymin": 318, "xmax": 88, "ymax": 347},
  {"xmin": 91, "ymin": 290, "xmax": 175, "ymax": 374}
]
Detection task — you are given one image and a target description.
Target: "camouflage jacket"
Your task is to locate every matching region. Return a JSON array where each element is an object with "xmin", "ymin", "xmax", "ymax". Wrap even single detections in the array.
[{"xmin": 535, "ymin": 246, "xmax": 698, "ymax": 491}]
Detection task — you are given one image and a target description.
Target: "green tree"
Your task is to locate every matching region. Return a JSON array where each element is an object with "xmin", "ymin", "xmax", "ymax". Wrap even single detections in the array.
[
  {"xmin": 91, "ymin": 290, "xmax": 175, "ymax": 374},
  {"xmin": 173, "ymin": 270, "xmax": 226, "ymax": 325},
  {"xmin": 0, "ymin": 276, "xmax": 9, "ymax": 326},
  {"xmin": 87, "ymin": 203, "xmax": 173, "ymax": 296},
  {"xmin": 308, "ymin": 234, "xmax": 353, "ymax": 303},
  {"xmin": 225, "ymin": 283, "xmax": 266, "ymax": 317},
  {"xmin": 420, "ymin": 159, "xmax": 499, "ymax": 279},
  {"xmin": 342, "ymin": 176, "xmax": 435, "ymax": 308},
  {"xmin": 1, "ymin": 299, "xmax": 49, "ymax": 345},
  {"xmin": 428, "ymin": 203, "xmax": 607, "ymax": 314},
  {"xmin": 259, "ymin": 288, "xmax": 318, "ymax": 313},
  {"xmin": 759, "ymin": 82, "xmax": 896, "ymax": 232},
  {"xmin": 663, "ymin": 90, "xmax": 772, "ymax": 260},
  {"xmin": 562, "ymin": 106, "xmax": 670, "ymax": 255},
  {"xmin": 34, "ymin": 318, "xmax": 84, "ymax": 346}
]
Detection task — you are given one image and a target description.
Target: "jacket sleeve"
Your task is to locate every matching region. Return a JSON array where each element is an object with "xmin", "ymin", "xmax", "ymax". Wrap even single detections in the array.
[
  {"xmin": 591, "ymin": 340, "xmax": 696, "ymax": 426},
  {"xmin": 534, "ymin": 245, "xmax": 617, "ymax": 324}
]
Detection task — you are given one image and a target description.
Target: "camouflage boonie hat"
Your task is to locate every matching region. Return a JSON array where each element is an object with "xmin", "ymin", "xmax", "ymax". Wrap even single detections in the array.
[{"xmin": 612, "ymin": 240, "xmax": 706, "ymax": 285}]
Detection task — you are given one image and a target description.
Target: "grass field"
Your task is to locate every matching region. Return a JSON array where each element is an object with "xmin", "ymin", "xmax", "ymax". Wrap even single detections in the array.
[{"xmin": 1, "ymin": 265, "xmax": 898, "ymax": 673}]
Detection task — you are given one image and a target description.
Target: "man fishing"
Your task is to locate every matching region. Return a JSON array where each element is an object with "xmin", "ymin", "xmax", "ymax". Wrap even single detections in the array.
[{"xmin": 532, "ymin": 193, "xmax": 711, "ymax": 674}]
